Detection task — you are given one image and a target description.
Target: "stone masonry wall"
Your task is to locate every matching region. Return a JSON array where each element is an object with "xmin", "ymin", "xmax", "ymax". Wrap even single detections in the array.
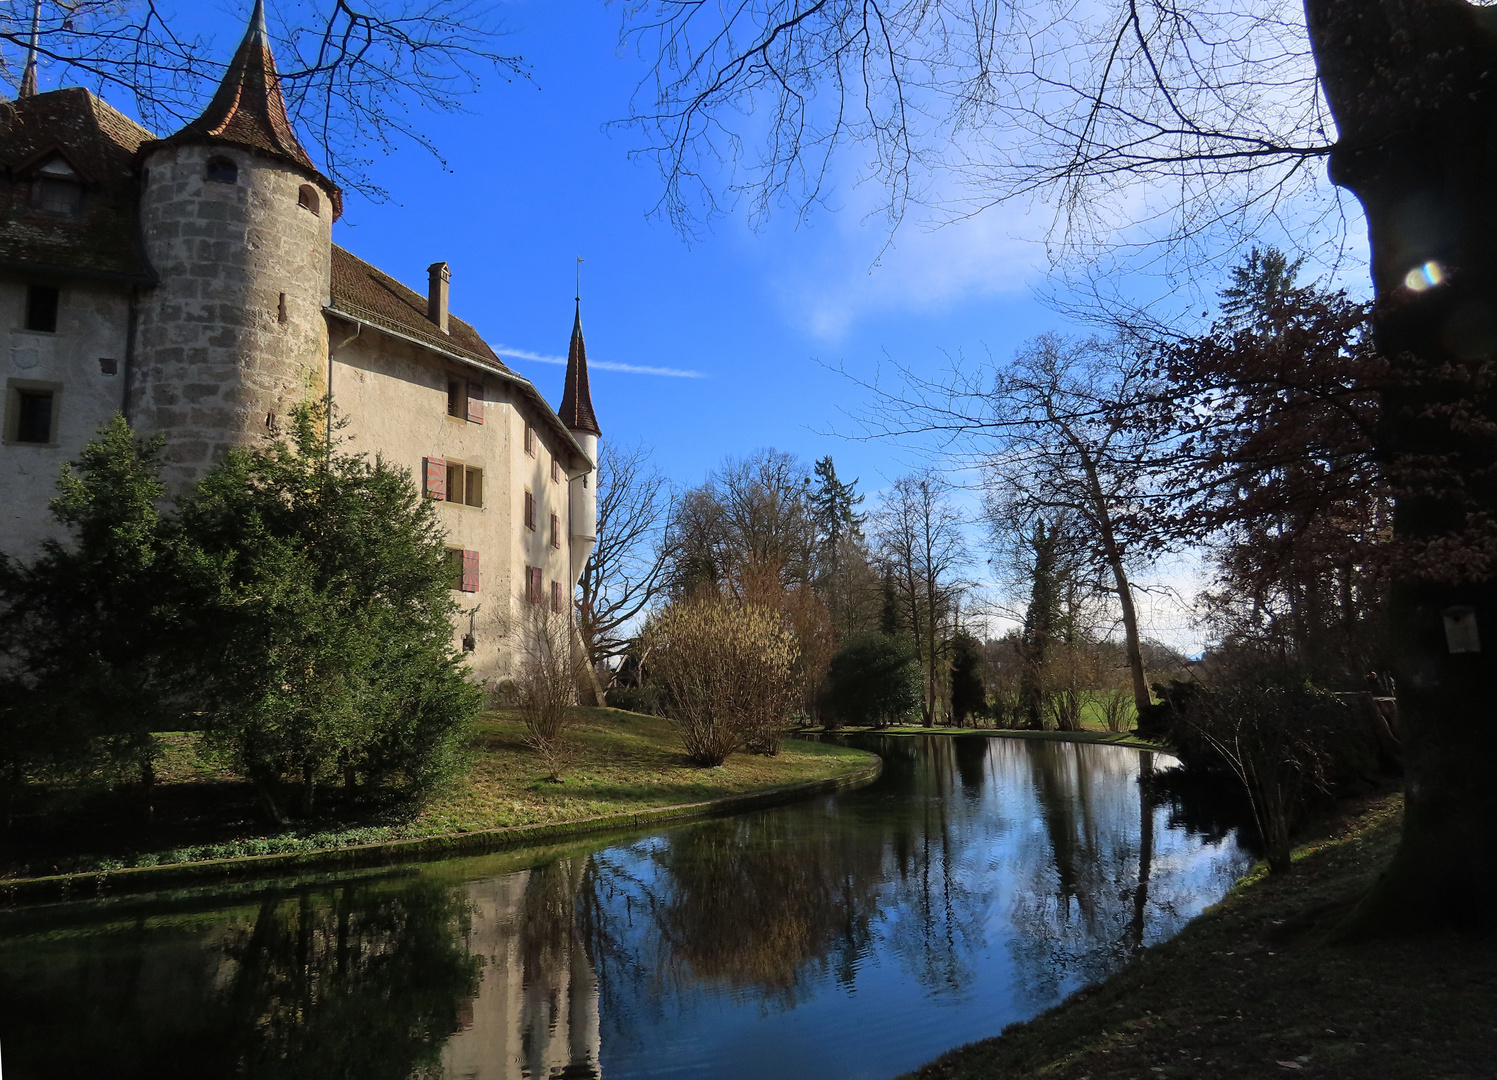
[{"xmin": 131, "ymin": 142, "xmax": 333, "ymax": 492}]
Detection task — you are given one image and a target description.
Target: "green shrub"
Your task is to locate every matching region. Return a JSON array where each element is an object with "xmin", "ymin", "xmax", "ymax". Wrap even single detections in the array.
[{"xmin": 819, "ymin": 633, "xmax": 920, "ymax": 728}]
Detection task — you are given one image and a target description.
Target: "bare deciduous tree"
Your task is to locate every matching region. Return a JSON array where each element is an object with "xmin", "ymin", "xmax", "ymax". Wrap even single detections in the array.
[
  {"xmin": 577, "ymin": 441, "xmax": 674, "ymax": 672},
  {"xmin": 872, "ymin": 471, "xmax": 969, "ymax": 727},
  {"xmin": 622, "ymin": 0, "xmax": 1497, "ymax": 933},
  {"xmin": 511, "ymin": 605, "xmax": 584, "ymax": 783},
  {"xmin": 1, "ymin": 0, "xmax": 525, "ymax": 201}
]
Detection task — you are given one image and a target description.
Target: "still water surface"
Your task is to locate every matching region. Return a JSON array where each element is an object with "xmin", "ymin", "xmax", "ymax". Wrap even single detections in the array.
[{"xmin": 0, "ymin": 735, "xmax": 1251, "ymax": 1080}]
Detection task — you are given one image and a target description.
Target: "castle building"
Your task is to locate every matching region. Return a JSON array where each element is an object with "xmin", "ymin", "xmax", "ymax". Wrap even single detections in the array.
[{"xmin": 0, "ymin": 2, "xmax": 600, "ymax": 688}]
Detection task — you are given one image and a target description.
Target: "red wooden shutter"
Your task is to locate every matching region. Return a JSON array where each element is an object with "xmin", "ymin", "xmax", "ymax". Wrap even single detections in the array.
[
  {"xmin": 551, "ymin": 580, "xmax": 563, "ymax": 613},
  {"xmin": 466, "ymin": 381, "xmax": 484, "ymax": 424},
  {"xmin": 460, "ymin": 549, "xmax": 479, "ymax": 593},
  {"xmin": 525, "ymin": 491, "xmax": 536, "ymax": 530},
  {"xmin": 422, "ymin": 457, "xmax": 446, "ymax": 499}
]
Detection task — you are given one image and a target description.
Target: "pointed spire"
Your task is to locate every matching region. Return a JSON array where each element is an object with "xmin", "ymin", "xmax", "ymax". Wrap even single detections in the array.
[
  {"xmin": 17, "ymin": 0, "xmax": 40, "ymax": 98},
  {"xmin": 559, "ymin": 301, "xmax": 601, "ymax": 437},
  {"xmin": 173, "ymin": 0, "xmax": 318, "ymax": 176}
]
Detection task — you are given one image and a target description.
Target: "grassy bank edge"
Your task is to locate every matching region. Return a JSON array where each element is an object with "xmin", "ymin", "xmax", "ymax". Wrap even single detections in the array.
[
  {"xmin": 0, "ymin": 747, "xmax": 881, "ymax": 909},
  {"xmin": 799, "ymin": 725, "xmax": 1166, "ymax": 753}
]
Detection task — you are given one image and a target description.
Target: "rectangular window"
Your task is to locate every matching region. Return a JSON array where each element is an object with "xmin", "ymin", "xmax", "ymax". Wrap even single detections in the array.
[
  {"xmin": 5, "ymin": 381, "xmax": 60, "ymax": 445},
  {"xmin": 550, "ymin": 513, "xmax": 561, "ymax": 549},
  {"xmin": 447, "ymin": 378, "xmax": 465, "ymax": 418},
  {"xmin": 25, "ymin": 285, "xmax": 59, "ymax": 333},
  {"xmin": 37, "ymin": 178, "xmax": 80, "ymax": 215},
  {"xmin": 441, "ymin": 462, "xmax": 484, "ymax": 508},
  {"xmin": 466, "ymin": 381, "xmax": 484, "ymax": 424},
  {"xmin": 444, "ymin": 547, "xmax": 464, "ymax": 590},
  {"xmin": 551, "ymin": 580, "xmax": 564, "ymax": 614},
  {"xmin": 524, "ymin": 489, "xmax": 536, "ymax": 530},
  {"xmin": 526, "ymin": 565, "xmax": 543, "ymax": 604},
  {"xmin": 422, "ymin": 456, "xmax": 446, "ymax": 499},
  {"xmin": 551, "ymin": 458, "xmax": 561, "ymax": 484},
  {"xmin": 524, "ymin": 423, "xmax": 536, "ymax": 457}
]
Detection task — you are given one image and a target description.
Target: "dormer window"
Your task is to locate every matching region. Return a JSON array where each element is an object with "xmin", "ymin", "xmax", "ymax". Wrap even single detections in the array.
[
  {"xmin": 32, "ymin": 156, "xmax": 81, "ymax": 215},
  {"xmin": 206, "ymin": 156, "xmax": 238, "ymax": 184},
  {"xmin": 298, "ymin": 184, "xmax": 320, "ymax": 215}
]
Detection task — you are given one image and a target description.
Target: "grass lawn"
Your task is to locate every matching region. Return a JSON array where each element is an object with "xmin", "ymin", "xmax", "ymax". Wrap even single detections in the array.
[
  {"xmin": 2, "ymin": 708, "xmax": 872, "ymax": 880},
  {"xmin": 903, "ymin": 790, "xmax": 1497, "ymax": 1080}
]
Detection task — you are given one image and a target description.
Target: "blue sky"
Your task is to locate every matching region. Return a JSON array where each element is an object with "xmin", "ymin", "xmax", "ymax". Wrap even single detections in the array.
[{"xmin": 27, "ymin": 0, "xmax": 1367, "ymax": 648}]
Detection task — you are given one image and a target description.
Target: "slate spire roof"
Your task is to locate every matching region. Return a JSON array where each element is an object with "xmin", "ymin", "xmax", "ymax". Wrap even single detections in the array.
[
  {"xmin": 150, "ymin": 0, "xmax": 341, "ymax": 215},
  {"xmin": 559, "ymin": 301, "xmax": 601, "ymax": 437}
]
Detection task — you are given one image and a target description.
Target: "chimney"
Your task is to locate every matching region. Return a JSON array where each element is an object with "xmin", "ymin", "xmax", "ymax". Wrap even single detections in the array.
[{"xmin": 427, "ymin": 261, "xmax": 450, "ymax": 334}]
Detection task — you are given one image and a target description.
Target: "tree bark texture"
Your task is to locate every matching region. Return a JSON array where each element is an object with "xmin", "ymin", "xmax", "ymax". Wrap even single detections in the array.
[{"xmin": 1307, "ymin": 0, "xmax": 1497, "ymax": 933}]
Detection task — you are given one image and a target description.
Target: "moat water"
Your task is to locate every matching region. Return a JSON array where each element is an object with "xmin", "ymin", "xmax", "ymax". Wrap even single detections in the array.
[{"xmin": 0, "ymin": 735, "xmax": 1252, "ymax": 1080}]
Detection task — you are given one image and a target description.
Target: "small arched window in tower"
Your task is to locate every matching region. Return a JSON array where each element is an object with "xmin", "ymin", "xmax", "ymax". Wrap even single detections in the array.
[
  {"xmin": 297, "ymin": 184, "xmax": 320, "ymax": 215},
  {"xmin": 205, "ymin": 156, "xmax": 238, "ymax": 184}
]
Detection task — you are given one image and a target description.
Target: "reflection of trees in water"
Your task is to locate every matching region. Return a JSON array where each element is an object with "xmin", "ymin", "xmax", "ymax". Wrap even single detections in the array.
[
  {"xmin": 584, "ymin": 809, "xmax": 885, "ymax": 1019},
  {"xmin": 879, "ymin": 736, "xmax": 993, "ymax": 997},
  {"xmin": 212, "ymin": 881, "xmax": 483, "ymax": 1079},
  {"xmin": 0, "ymin": 880, "xmax": 484, "ymax": 1079},
  {"xmin": 1006, "ymin": 744, "xmax": 1200, "ymax": 1006}
]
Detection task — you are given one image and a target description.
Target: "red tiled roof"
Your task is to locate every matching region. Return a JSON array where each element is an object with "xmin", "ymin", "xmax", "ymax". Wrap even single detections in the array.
[
  {"xmin": 144, "ymin": 0, "xmax": 342, "ymax": 218},
  {"xmin": 329, "ymin": 245, "xmax": 511, "ymax": 372},
  {"xmin": 328, "ymin": 246, "xmax": 590, "ymax": 463}
]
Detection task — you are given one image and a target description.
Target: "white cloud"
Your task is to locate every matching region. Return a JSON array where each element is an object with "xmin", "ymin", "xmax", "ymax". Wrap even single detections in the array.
[
  {"xmin": 496, "ymin": 346, "xmax": 705, "ymax": 379},
  {"xmin": 753, "ymin": 186, "xmax": 1053, "ymax": 342}
]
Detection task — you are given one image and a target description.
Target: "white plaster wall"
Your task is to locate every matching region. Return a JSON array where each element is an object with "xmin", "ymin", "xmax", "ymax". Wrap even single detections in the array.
[
  {"xmin": 0, "ymin": 271, "xmax": 133, "ymax": 559},
  {"xmin": 329, "ymin": 328, "xmax": 578, "ymax": 687}
]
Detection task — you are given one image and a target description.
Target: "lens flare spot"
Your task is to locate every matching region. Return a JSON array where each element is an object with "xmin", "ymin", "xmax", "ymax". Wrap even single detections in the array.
[{"xmin": 1404, "ymin": 261, "xmax": 1446, "ymax": 292}]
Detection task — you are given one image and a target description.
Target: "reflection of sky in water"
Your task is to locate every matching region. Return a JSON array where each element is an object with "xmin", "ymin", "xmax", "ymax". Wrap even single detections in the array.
[
  {"xmin": 584, "ymin": 737, "xmax": 1252, "ymax": 1080},
  {"xmin": 0, "ymin": 737, "xmax": 1251, "ymax": 1080}
]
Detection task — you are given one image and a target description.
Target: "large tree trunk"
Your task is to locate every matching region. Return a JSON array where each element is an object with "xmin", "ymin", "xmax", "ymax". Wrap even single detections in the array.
[{"xmin": 1306, "ymin": 0, "xmax": 1497, "ymax": 935}]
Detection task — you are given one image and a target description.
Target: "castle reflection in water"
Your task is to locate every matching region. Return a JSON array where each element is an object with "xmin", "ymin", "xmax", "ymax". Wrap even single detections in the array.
[
  {"xmin": 443, "ymin": 866, "xmax": 602, "ymax": 1080},
  {"xmin": 0, "ymin": 736, "xmax": 1252, "ymax": 1080}
]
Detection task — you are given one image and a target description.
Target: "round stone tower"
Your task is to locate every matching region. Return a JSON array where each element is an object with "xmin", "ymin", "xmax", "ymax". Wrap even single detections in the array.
[{"xmin": 131, "ymin": 0, "xmax": 339, "ymax": 491}]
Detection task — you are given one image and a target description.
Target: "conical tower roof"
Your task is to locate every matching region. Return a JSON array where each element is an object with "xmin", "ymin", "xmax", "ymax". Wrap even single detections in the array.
[
  {"xmin": 149, "ymin": 0, "xmax": 341, "ymax": 215},
  {"xmin": 559, "ymin": 302, "xmax": 601, "ymax": 436}
]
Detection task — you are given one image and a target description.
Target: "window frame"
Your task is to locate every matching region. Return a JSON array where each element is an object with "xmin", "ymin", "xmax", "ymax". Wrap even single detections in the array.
[
  {"xmin": 25, "ymin": 284, "xmax": 60, "ymax": 333},
  {"xmin": 205, "ymin": 156, "xmax": 238, "ymax": 184},
  {"xmin": 526, "ymin": 565, "xmax": 544, "ymax": 605},
  {"xmin": 297, "ymin": 184, "xmax": 320, "ymax": 215},
  {"xmin": 3, "ymin": 379, "xmax": 62, "ymax": 446},
  {"xmin": 523, "ymin": 488, "xmax": 536, "ymax": 531},
  {"xmin": 442, "ymin": 460, "xmax": 484, "ymax": 508},
  {"xmin": 447, "ymin": 377, "xmax": 467, "ymax": 420},
  {"xmin": 551, "ymin": 457, "xmax": 562, "ymax": 484},
  {"xmin": 550, "ymin": 512, "xmax": 561, "ymax": 550}
]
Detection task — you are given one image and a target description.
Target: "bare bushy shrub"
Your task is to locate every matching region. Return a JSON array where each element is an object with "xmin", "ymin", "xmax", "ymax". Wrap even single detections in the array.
[
  {"xmin": 1171, "ymin": 682, "xmax": 1358, "ymax": 874},
  {"xmin": 645, "ymin": 597, "xmax": 799, "ymax": 766},
  {"xmin": 511, "ymin": 607, "xmax": 584, "ymax": 782}
]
